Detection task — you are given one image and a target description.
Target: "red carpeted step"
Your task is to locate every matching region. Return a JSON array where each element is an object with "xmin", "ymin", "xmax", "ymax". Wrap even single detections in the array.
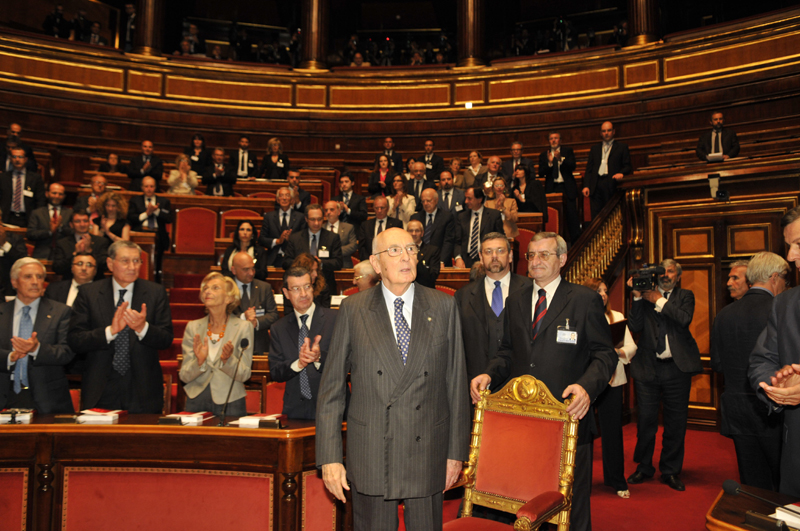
[
  {"xmin": 170, "ymin": 303, "xmax": 206, "ymax": 320},
  {"xmin": 160, "ymin": 338, "xmax": 183, "ymax": 360},
  {"xmin": 173, "ymin": 320, "xmax": 189, "ymax": 339},
  {"xmin": 172, "ymin": 274, "xmax": 207, "ymax": 288},
  {"xmin": 169, "ymin": 288, "xmax": 201, "ymax": 303}
]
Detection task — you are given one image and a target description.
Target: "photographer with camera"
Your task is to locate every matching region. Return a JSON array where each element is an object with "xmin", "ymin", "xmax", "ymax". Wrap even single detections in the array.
[{"xmin": 626, "ymin": 259, "xmax": 702, "ymax": 492}]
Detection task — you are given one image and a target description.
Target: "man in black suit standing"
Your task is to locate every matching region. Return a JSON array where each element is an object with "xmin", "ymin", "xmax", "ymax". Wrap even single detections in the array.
[
  {"xmin": 45, "ymin": 252, "xmax": 96, "ymax": 307},
  {"xmin": 68, "ymin": 240, "xmax": 173, "ymax": 414},
  {"xmin": 282, "ymin": 204, "xmax": 343, "ymax": 300},
  {"xmin": 127, "ymin": 140, "xmax": 163, "ymax": 192},
  {"xmin": 696, "ymin": 111, "xmax": 740, "ymax": 162},
  {"xmin": 53, "ymin": 211, "xmax": 108, "ymax": 280},
  {"xmin": 0, "ymin": 147, "xmax": 46, "ymax": 227},
  {"xmin": 457, "ymin": 232, "xmax": 529, "ymax": 383},
  {"xmin": 332, "ymin": 172, "xmax": 368, "ymax": 233},
  {"xmin": 126, "ymin": 177, "xmax": 171, "ymax": 283},
  {"xmin": 4, "ymin": 124, "xmax": 37, "ymax": 173},
  {"xmin": 374, "ymin": 137, "xmax": 403, "ymax": 171},
  {"xmin": 358, "ymin": 196, "xmax": 403, "ymax": 260},
  {"xmin": 230, "ymin": 135, "xmax": 258, "ymax": 179},
  {"xmin": 288, "ymin": 169, "xmax": 311, "ymax": 214},
  {"xmin": 540, "ymin": 132, "xmax": 581, "ymax": 242},
  {"xmin": 411, "ymin": 187, "xmax": 455, "ymax": 267},
  {"xmin": 406, "ymin": 220, "xmax": 439, "ymax": 288},
  {"xmin": 712, "ymin": 251, "xmax": 789, "ymax": 491},
  {"xmin": 202, "ymin": 147, "xmax": 236, "ymax": 196},
  {"xmin": 582, "ymin": 121, "xmax": 633, "ymax": 219},
  {"xmin": 472, "ymin": 232, "xmax": 616, "ymax": 531},
  {"xmin": 26, "ymin": 182, "xmax": 72, "ymax": 260},
  {"xmin": 419, "ymin": 139, "xmax": 444, "ymax": 183},
  {"xmin": 269, "ymin": 266, "xmax": 337, "ymax": 419},
  {"xmin": 437, "ymin": 170, "xmax": 466, "ymax": 219},
  {"xmin": 406, "ymin": 162, "xmax": 435, "ymax": 212},
  {"xmin": 0, "ymin": 258, "xmax": 74, "ymax": 414},
  {"xmin": 501, "ymin": 141, "xmax": 533, "ymax": 178},
  {"xmin": 626, "ymin": 259, "xmax": 702, "ymax": 492},
  {"xmin": 259, "ymin": 186, "xmax": 306, "ymax": 266},
  {"xmin": 0, "ymin": 220, "xmax": 29, "ymax": 297},
  {"xmin": 230, "ymin": 252, "xmax": 279, "ymax": 356},
  {"xmin": 453, "ymin": 187, "xmax": 504, "ymax": 269},
  {"xmin": 84, "ymin": 21, "xmax": 108, "ymax": 45}
]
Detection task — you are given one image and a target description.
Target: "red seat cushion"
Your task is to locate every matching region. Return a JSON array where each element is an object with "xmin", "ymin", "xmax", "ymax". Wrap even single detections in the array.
[{"xmin": 443, "ymin": 517, "xmax": 515, "ymax": 530}]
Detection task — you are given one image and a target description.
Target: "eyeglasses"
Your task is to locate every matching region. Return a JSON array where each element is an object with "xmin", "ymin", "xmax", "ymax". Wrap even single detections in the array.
[
  {"xmin": 286, "ymin": 284, "xmax": 313, "ymax": 293},
  {"xmin": 524, "ymin": 250, "xmax": 558, "ymax": 261},
  {"xmin": 482, "ymin": 247, "xmax": 508, "ymax": 257},
  {"xmin": 72, "ymin": 261, "xmax": 96, "ymax": 269},
  {"xmin": 10, "ymin": 155, "xmax": 25, "ymax": 160},
  {"xmin": 114, "ymin": 258, "xmax": 142, "ymax": 267},
  {"xmin": 375, "ymin": 245, "xmax": 419, "ymax": 258},
  {"xmin": 353, "ymin": 274, "xmax": 367, "ymax": 282}
]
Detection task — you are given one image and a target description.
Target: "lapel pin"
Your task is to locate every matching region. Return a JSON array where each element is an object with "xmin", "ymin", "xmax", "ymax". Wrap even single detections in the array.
[
  {"xmin": 47, "ymin": 315, "xmax": 51, "ymax": 319},
  {"xmin": 427, "ymin": 317, "xmax": 432, "ymax": 321}
]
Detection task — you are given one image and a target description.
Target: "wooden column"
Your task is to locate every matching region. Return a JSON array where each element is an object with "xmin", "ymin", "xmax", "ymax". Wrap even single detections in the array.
[
  {"xmin": 457, "ymin": 0, "xmax": 484, "ymax": 67},
  {"xmin": 627, "ymin": 0, "xmax": 659, "ymax": 46},
  {"xmin": 132, "ymin": 0, "xmax": 164, "ymax": 56},
  {"xmin": 299, "ymin": 0, "xmax": 329, "ymax": 70}
]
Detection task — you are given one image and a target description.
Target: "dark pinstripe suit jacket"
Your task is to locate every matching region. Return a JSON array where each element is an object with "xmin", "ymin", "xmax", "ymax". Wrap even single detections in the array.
[{"xmin": 315, "ymin": 283, "xmax": 470, "ymax": 499}]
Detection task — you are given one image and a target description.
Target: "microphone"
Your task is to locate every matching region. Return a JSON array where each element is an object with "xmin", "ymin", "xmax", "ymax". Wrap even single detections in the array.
[
  {"xmin": 723, "ymin": 480, "xmax": 800, "ymax": 518},
  {"xmin": 218, "ymin": 338, "xmax": 249, "ymax": 427}
]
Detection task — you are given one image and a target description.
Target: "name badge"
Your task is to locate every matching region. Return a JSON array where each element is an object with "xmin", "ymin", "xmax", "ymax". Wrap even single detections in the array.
[
  {"xmin": 256, "ymin": 309, "xmax": 265, "ymax": 316},
  {"xmin": 318, "ymin": 249, "xmax": 330, "ymax": 258},
  {"xmin": 191, "ymin": 155, "xmax": 199, "ymax": 161},
  {"xmin": 556, "ymin": 320, "xmax": 578, "ymax": 345},
  {"xmin": 23, "ymin": 190, "xmax": 34, "ymax": 198},
  {"xmin": 426, "ymin": 163, "xmax": 433, "ymax": 169},
  {"xmin": 455, "ymin": 204, "xmax": 463, "ymax": 212},
  {"xmin": 277, "ymin": 161, "xmax": 284, "ymax": 168}
]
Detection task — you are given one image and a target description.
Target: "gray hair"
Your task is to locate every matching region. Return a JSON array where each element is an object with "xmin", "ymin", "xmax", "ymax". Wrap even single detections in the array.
[
  {"xmin": 109, "ymin": 240, "xmax": 143, "ymax": 259},
  {"xmin": 782, "ymin": 206, "xmax": 800, "ymax": 229},
  {"xmin": 660, "ymin": 258, "xmax": 682, "ymax": 276},
  {"xmin": 747, "ymin": 252, "xmax": 789, "ymax": 284},
  {"xmin": 730, "ymin": 260, "xmax": 750, "ymax": 269},
  {"xmin": 354, "ymin": 260, "xmax": 377, "ymax": 280},
  {"xmin": 10, "ymin": 257, "xmax": 45, "ymax": 280},
  {"xmin": 530, "ymin": 231, "xmax": 567, "ymax": 256}
]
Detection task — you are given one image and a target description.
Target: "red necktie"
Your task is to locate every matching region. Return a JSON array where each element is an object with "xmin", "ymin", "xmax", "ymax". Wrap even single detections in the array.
[{"xmin": 532, "ymin": 289, "xmax": 547, "ymax": 339}]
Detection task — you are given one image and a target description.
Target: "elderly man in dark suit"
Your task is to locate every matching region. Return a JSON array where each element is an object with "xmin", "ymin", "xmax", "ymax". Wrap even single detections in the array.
[
  {"xmin": 712, "ymin": 251, "xmax": 789, "ymax": 491},
  {"xmin": 332, "ymin": 172, "xmax": 369, "ymax": 233},
  {"xmin": 406, "ymin": 220, "xmax": 440, "ymax": 289},
  {"xmin": 696, "ymin": 111, "xmax": 740, "ymax": 162},
  {"xmin": 269, "ymin": 266, "xmax": 338, "ymax": 420},
  {"xmin": 53, "ymin": 211, "xmax": 109, "ymax": 280},
  {"xmin": 127, "ymin": 140, "xmax": 164, "ymax": 192},
  {"xmin": 202, "ymin": 147, "xmax": 236, "ymax": 196},
  {"xmin": 282, "ymin": 204, "xmax": 343, "ymax": 299},
  {"xmin": 0, "ymin": 147, "xmax": 46, "ymax": 227},
  {"xmin": 472, "ymin": 232, "xmax": 616, "ymax": 531},
  {"xmin": 26, "ymin": 182, "xmax": 72, "ymax": 260},
  {"xmin": 0, "ymin": 258, "xmax": 74, "ymax": 414},
  {"xmin": 317, "ymin": 227, "xmax": 470, "ymax": 530},
  {"xmin": 539, "ymin": 132, "xmax": 581, "ymax": 242},
  {"xmin": 67, "ymin": 240, "xmax": 173, "ymax": 414},
  {"xmin": 406, "ymin": 161, "xmax": 436, "ymax": 212},
  {"xmin": 475, "ymin": 156, "xmax": 506, "ymax": 190},
  {"xmin": 323, "ymin": 201, "xmax": 357, "ymax": 268},
  {"xmin": 582, "ymin": 121, "xmax": 633, "ymax": 219},
  {"xmin": 127, "ymin": 177, "xmax": 171, "ymax": 283},
  {"xmin": 0, "ymin": 219, "xmax": 29, "ymax": 297},
  {"xmin": 626, "ymin": 259, "xmax": 702, "ymax": 492},
  {"xmin": 229, "ymin": 252, "xmax": 279, "ymax": 356},
  {"xmin": 749, "ymin": 206, "xmax": 800, "ymax": 497},
  {"xmin": 501, "ymin": 141, "xmax": 534, "ymax": 178},
  {"xmin": 453, "ymin": 187, "xmax": 505, "ymax": 269},
  {"xmin": 259, "ymin": 186, "xmax": 306, "ymax": 266},
  {"xmin": 411, "ymin": 187, "xmax": 455, "ymax": 267},
  {"xmin": 358, "ymin": 196, "xmax": 403, "ymax": 260}
]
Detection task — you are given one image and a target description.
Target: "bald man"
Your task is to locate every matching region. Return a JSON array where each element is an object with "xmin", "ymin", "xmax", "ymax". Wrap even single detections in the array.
[
  {"xmin": 411, "ymin": 187, "xmax": 455, "ymax": 266},
  {"xmin": 324, "ymin": 201, "xmax": 357, "ymax": 267},
  {"xmin": 127, "ymin": 140, "xmax": 164, "ymax": 191},
  {"xmin": 582, "ymin": 121, "xmax": 632, "ymax": 219}
]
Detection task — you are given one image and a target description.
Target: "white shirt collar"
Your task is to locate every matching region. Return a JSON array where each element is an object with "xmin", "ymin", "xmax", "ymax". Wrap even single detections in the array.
[{"xmin": 294, "ymin": 302, "xmax": 316, "ymax": 328}]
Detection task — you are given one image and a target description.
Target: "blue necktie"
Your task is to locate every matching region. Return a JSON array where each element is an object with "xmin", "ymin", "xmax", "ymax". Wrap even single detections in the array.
[
  {"xmin": 298, "ymin": 314, "xmax": 312, "ymax": 399},
  {"xmin": 394, "ymin": 298, "xmax": 411, "ymax": 365},
  {"xmin": 491, "ymin": 280, "xmax": 503, "ymax": 317},
  {"xmin": 13, "ymin": 306, "xmax": 32, "ymax": 393},
  {"xmin": 112, "ymin": 289, "xmax": 130, "ymax": 375}
]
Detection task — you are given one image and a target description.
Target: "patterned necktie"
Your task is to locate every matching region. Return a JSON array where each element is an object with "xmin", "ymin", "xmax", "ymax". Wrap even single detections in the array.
[
  {"xmin": 240, "ymin": 283, "xmax": 250, "ymax": 310},
  {"xmin": 532, "ymin": 289, "xmax": 547, "ymax": 340},
  {"xmin": 12, "ymin": 172, "xmax": 23, "ymax": 212},
  {"xmin": 298, "ymin": 314, "xmax": 312, "ymax": 399},
  {"xmin": 491, "ymin": 281, "xmax": 503, "ymax": 317},
  {"xmin": 344, "ymin": 193, "xmax": 350, "ymax": 205},
  {"xmin": 112, "ymin": 289, "xmax": 131, "ymax": 375},
  {"xmin": 394, "ymin": 298, "xmax": 410, "ymax": 365},
  {"xmin": 13, "ymin": 306, "xmax": 32, "ymax": 393},
  {"xmin": 310, "ymin": 234, "xmax": 318, "ymax": 256},
  {"xmin": 468, "ymin": 212, "xmax": 480, "ymax": 261},
  {"xmin": 424, "ymin": 214, "xmax": 433, "ymax": 244},
  {"xmin": 656, "ymin": 291, "xmax": 670, "ymax": 354}
]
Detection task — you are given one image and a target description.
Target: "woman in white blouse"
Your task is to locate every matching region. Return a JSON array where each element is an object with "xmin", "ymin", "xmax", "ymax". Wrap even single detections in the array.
[
  {"xmin": 387, "ymin": 174, "xmax": 416, "ymax": 228},
  {"xmin": 462, "ymin": 150, "xmax": 486, "ymax": 189},
  {"xmin": 583, "ymin": 277, "xmax": 637, "ymax": 499},
  {"xmin": 167, "ymin": 153, "xmax": 199, "ymax": 194}
]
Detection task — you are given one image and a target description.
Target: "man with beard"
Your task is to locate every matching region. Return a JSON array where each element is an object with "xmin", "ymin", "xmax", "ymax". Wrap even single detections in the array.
[
  {"xmin": 437, "ymin": 169, "xmax": 466, "ymax": 219},
  {"xmin": 626, "ymin": 259, "xmax": 702, "ymax": 492},
  {"xmin": 726, "ymin": 260, "xmax": 750, "ymax": 302},
  {"xmin": 696, "ymin": 111, "xmax": 740, "ymax": 161}
]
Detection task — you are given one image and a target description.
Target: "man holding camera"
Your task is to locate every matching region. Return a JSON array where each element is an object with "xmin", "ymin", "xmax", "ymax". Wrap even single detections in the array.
[{"xmin": 626, "ymin": 259, "xmax": 701, "ymax": 492}]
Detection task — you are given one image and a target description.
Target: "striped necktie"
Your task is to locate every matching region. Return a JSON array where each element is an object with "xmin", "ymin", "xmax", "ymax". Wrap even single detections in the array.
[
  {"xmin": 468, "ymin": 212, "xmax": 479, "ymax": 261},
  {"xmin": 532, "ymin": 289, "xmax": 547, "ymax": 339}
]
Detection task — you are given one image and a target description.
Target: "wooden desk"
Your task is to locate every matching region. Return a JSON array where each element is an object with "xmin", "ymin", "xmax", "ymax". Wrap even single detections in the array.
[
  {"xmin": 0, "ymin": 415, "xmax": 349, "ymax": 531},
  {"xmin": 706, "ymin": 484, "xmax": 796, "ymax": 530}
]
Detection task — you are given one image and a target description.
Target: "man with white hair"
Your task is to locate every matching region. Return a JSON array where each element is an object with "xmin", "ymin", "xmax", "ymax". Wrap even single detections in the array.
[
  {"xmin": 352, "ymin": 261, "xmax": 379, "ymax": 292},
  {"xmin": 726, "ymin": 260, "xmax": 750, "ymax": 302},
  {"xmin": 0, "ymin": 257, "xmax": 74, "ymax": 414}
]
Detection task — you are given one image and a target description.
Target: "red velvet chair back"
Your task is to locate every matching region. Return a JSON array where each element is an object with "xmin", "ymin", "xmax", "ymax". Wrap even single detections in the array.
[
  {"xmin": 515, "ymin": 228, "xmax": 535, "ymax": 275},
  {"xmin": 545, "ymin": 206, "xmax": 559, "ymax": 234},
  {"xmin": 173, "ymin": 207, "xmax": 216, "ymax": 254},
  {"xmin": 219, "ymin": 208, "xmax": 261, "ymax": 237}
]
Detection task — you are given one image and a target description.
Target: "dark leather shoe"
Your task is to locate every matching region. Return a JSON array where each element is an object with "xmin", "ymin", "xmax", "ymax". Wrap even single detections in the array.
[
  {"xmin": 662, "ymin": 475, "xmax": 685, "ymax": 491},
  {"xmin": 627, "ymin": 471, "xmax": 650, "ymax": 484}
]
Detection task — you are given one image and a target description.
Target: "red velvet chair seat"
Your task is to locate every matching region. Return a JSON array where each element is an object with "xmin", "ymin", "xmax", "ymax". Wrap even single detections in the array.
[{"xmin": 443, "ymin": 517, "xmax": 517, "ymax": 530}]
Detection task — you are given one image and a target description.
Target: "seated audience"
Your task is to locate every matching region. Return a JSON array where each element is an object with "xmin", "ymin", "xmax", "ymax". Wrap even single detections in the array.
[
  {"xmin": 184, "ymin": 133, "xmax": 212, "ymax": 175},
  {"xmin": 91, "ymin": 192, "xmax": 131, "ymax": 244},
  {"xmin": 45, "ymin": 252, "xmax": 96, "ymax": 307},
  {"xmin": 173, "ymin": 39, "xmax": 192, "ymax": 56},
  {"xmin": 696, "ymin": 111, "xmax": 740, "ymax": 162},
  {"xmin": 258, "ymin": 138, "xmax": 290, "ymax": 181},
  {"xmin": 510, "ymin": 164, "xmax": 547, "ymax": 222},
  {"xmin": 352, "ymin": 260, "xmax": 379, "ymax": 292},
  {"xmin": 27, "ymin": 183, "xmax": 72, "ymax": 260},
  {"xmin": 202, "ymin": 148, "xmax": 236, "ymax": 196},
  {"xmin": 268, "ymin": 266, "xmax": 338, "ymax": 420},
  {"xmin": 323, "ymin": 201, "xmax": 357, "ymax": 268},
  {"xmin": 1, "ymin": 147, "xmax": 46, "ymax": 227},
  {"xmin": 368, "ymin": 154, "xmax": 396, "ymax": 197},
  {"xmin": 387, "ymin": 174, "xmax": 416, "ymax": 228},
  {"xmin": 167, "ymin": 153, "xmax": 199, "ymax": 194},
  {"xmin": 73, "ymin": 175, "xmax": 107, "ymax": 219},
  {"xmin": 209, "ymin": 45, "xmax": 228, "ymax": 61},
  {"xmin": 464, "ymin": 151, "xmax": 486, "ymax": 189},
  {"xmin": 449, "ymin": 157, "xmax": 469, "ymax": 189},
  {"xmin": 230, "ymin": 135, "xmax": 258, "ymax": 179},
  {"xmin": 1, "ymin": 257, "xmax": 74, "ymax": 414},
  {"xmin": 98, "ymin": 154, "xmax": 126, "ymax": 173},
  {"xmin": 485, "ymin": 178, "xmax": 519, "ymax": 239},
  {"xmin": 221, "ymin": 220, "xmax": 267, "ymax": 281},
  {"xmin": 53, "ymin": 211, "xmax": 109, "ymax": 280},
  {"xmin": 229, "ymin": 252, "xmax": 279, "ymax": 355},
  {"xmin": 84, "ymin": 22, "xmax": 107, "ymax": 45},
  {"xmin": 179, "ymin": 272, "xmax": 253, "ymax": 417},
  {"xmin": 126, "ymin": 177, "xmax": 171, "ymax": 283},
  {"xmin": 127, "ymin": 140, "xmax": 164, "ymax": 192},
  {"xmin": 407, "ymin": 220, "xmax": 440, "ymax": 288},
  {"xmin": 0, "ymin": 218, "xmax": 28, "ymax": 297}
]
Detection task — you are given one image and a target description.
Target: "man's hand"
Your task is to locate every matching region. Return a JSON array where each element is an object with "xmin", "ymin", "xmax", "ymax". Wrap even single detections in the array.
[
  {"xmin": 582, "ymin": 187, "xmax": 590, "ymax": 197},
  {"xmin": 470, "ymin": 374, "xmax": 491, "ymax": 404},
  {"xmin": 612, "ymin": 173, "xmax": 624, "ymax": 181},
  {"xmin": 322, "ymin": 463, "xmax": 349, "ymax": 503},
  {"xmin": 454, "ymin": 258, "xmax": 466, "ymax": 269},
  {"xmin": 626, "ymin": 276, "xmax": 642, "ymax": 298},
  {"xmin": 220, "ymin": 340, "xmax": 234, "ymax": 362},
  {"xmin": 563, "ymin": 383, "xmax": 590, "ymax": 419},
  {"xmin": 110, "ymin": 301, "xmax": 129, "ymax": 335},
  {"xmin": 445, "ymin": 459, "xmax": 462, "ymax": 491},
  {"xmin": 145, "ymin": 201, "xmax": 158, "ymax": 216},
  {"xmin": 298, "ymin": 335, "xmax": 321, "ymax": 368},
  {"xmin": 87, "ymin": 196, "xmax": 97, "ymax": 209},
  {"xmin": 193, "ymin": 334, "xmax": 208, "ymax": 366},
  {"xmin": 11, "ymin": 332, "xmax": 39, "ymax": 357},
  {"xmin": 641, "ymin": 290, "xmax": 661, "ymax": 304},
  {"xmin": 123, "ymin": 303, "xmax": 147, "ymax": 333},
  {"xmin": 277, "ymin": 229, "xmax": 292, "ymax": 245},
  {"xmin": 547, "ymin": 150, "xmax": 555, "ymax": 163},
  {"xmin": 244, "ymin": 307, "xmax": 258, "ymax": 328},
  {"xmin": 338, "ymin": 201, "xmax": 349, "ymax": 214},
  {"xmin": 49, "ymin": 213, "xmax": 61, "ymax": 234},
  {"xmin": 760, "ymin": 364, "xmax": 800, "ymax": 406},
  {"xmin": 142, "ymin": 161, "xmax": 151, "ymax": 172},
  {"xmin": 74, "ymin": 234, "xmax": 90, "ymax": 253},
  {"xmin": 9, "ymin": 350, "xmax": 27, "ymax": 363}
]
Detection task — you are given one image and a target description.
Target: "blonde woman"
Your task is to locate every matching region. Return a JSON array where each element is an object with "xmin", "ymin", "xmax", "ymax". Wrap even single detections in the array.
[
  {"xmin": 167, "ymin": 153, "xmax": 199, "ymax": 194},
  {"xmin": 258, "ymin": 137, "xmax": 290, "ymax": 180}
]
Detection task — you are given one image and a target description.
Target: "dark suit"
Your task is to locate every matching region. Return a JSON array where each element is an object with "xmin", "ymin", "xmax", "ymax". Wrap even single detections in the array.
[
  {"xmin": 749, "ymin": 286, "xmax": 800, "ymax": 497},
  {"xmin": 67, "ymin": 278, "xmax": 173, "ymax": 413},
  {"xmin": 329, "ymin": 222, "xmax": 357, "ymax": 268},
  {"xmin": 418, "ymin": 153, "xmax": 445, "ymax": 182},
  {"xmin": 316, "ymin": 285, "xmax": 470, "ymax": 511},
  {"xmin": 411, "ymin": 208, "xmax": 456, "ymax": 266},
  {"xmin": 437, "ymin": 188, "xmax": 466, "ymax": 220},
  {"xmin": 454, "ymin": 207, "xmax": 505, "ymax": 268},
  {"xmin": 696, "ymin": 128, "xmax": 740, "ymax": 161},
  {"xmin": 258, "ymin": 154, "xmax": 291, "ymax": 181},
  {"xmin": 221, "ymin": 245, "xmax": 268, "ymax": 281},
  {"xmin": 44, "ymin": 279, "xmax": 72, "ymax": 305},
  {"xmin": 4, "ymin": 145, "xmax": 37, "ymax": 173},
  {"xmin": 232, "ymin": 279, "xmax": 279, "ymax": 355},
  {"xmin": 628, "ymin": 287, "xmax": 701, "ymax": 479},
  {"xmin": 511, "ymin": 178, "xmax": 548, "ymax": 222},
  {"xmin": 290, "ymin": 187, "xmax": 312, "ymax": 214},
  {"xmin": 53, "ymin": 234, "xmax": 109, "ymax": 280},
  {"xmin": 127, "ymin": 194, "xmax": 172, "ymax": 280},
  {"xmin": 84, "ymin": 33, "xmax": 108, "ymax": 46},
  {"xmin": 258, "ymin": 208, "xmax": 306, "ymax": 266},
  {"xmin": 0, "ymin": 233, "xmax": 28, "ymax": 297},
  {"xmin": 539, "ymin": 146, "xmax": 580, "ymax": 240},
  {"xmin": 0, "ymin": 170, "xmax": 46, "ymax": 226},
  {"xmin": 229, "ymin": 149, "xmax": 258, "ymax": 178},
  {"xmin": 485, "ymin": 279, "xmax": 616, "ymax": 531},
  {"xmin": 269, "ymin": 305, "xmax": 337, "ymax": 419},
  {"xmin": 358, "ymin": 217, "xmax": 403, "ymax": 260},
  {"xmin": 501, "ymin": 157, "xmax": 533, "ymax": 179},
  {"xmin": 583, "ymin": 141, "xmax": 632, "ymax": 218},
  {"xmin": 711, "ymin": 288, "xmax": 781, "ymax": 490},
  {"xmin": 183, "ymin": 148, "xmax": 212, "ymax": 175},
  {"xmin": 415, "ymin": 243, "xmax": 440, "ymax": 289},
  {"xmin": 282, "ymin": 229, "xmax": 343, "ymax": 300},
  {"xmin": 368, "ymin": 171, "xmax": 398, "ymax": 197},
  {"xmin": 374, "ymin": 151, "xmax": 404, "ymax": 171},
  {"xmin": 127, "ymin": 155, "xmax": 164, "ymax": 191},
  {"xmin": 406, "ymin": 178, "xmax": 436, "ymax": 213},
  {"xmin": 332, "ymin": 192, "xmax": 368, "ymax": 231},
  {"xmin": 26, "ymin": 205, "xmax": 73, "ymax": 260},
  {"xmin": 202, "ymin": 163, "xmax": 236, "ymax": 196},
  {"xmin": 475, "ymin": 171, "xmax": 508, "ymax": 190},
  {"xmin": 0, "ymin": 299, "xmax": 74, "ymax": 414}
]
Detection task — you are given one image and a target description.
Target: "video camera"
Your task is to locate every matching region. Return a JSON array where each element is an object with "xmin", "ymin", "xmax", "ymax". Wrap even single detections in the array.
[{"xmin": 630, "ymin": 264, "xmax": 665, "ymax": 292}]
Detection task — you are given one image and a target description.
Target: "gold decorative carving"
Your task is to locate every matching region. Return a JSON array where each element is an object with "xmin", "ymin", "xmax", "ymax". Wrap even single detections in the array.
[{"xmin": 565, "ymin": 202, "xmax": 625, "ymax": 284}]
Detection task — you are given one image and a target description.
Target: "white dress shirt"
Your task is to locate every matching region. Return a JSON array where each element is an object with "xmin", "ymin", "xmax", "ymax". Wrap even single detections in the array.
[
  {"xmin": 104, "ymin": 278, "xmax": 150, "ymax": 343},
  {"xmin": 381, "ymin": 282, "xmax": 414, "ymax": 341}
]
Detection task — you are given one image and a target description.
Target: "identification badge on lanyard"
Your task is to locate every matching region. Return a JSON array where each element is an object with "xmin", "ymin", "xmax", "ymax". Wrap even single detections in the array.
[{"xmin": 556, "ymin": 319, "xmax": 578, "ymax": 345}]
